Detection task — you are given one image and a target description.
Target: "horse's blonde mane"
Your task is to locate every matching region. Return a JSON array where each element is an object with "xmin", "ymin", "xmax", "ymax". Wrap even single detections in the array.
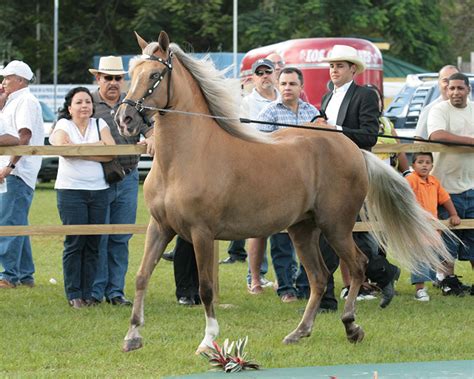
[{"xmin": 130, "ymin": 42, "xmax": 270, "ymax": 144}]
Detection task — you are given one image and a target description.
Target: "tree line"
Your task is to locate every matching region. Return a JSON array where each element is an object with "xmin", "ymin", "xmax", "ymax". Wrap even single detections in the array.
[{"xmin": 0, "ymin": 0, "xmax": 471, "ymax": 83}]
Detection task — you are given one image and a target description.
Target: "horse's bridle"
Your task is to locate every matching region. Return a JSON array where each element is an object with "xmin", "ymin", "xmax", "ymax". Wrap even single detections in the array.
[{"xmin": 122, "ymin": 52, "xmax": 173, "ymax": 125}]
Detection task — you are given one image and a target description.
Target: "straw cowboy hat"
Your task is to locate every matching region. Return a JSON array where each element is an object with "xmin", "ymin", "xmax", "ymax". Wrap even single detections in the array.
[
  {"xmin": 322, "ymin": 45, "xmax": 366, "ymax": 74},
  {"xmin": 88, "ymin": 56, "xmax": 127, "ymax": 75}
]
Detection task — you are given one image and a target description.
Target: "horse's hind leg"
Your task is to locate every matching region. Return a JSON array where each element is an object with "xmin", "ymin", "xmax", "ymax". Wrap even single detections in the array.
[
  {"xmin": 191, "ymin": 233, "xmax": 219, "ymax": 354},
  {"xmin": 325, "ymin": 233, "xmax": 367, "ymax": 343},
  {"xmin": 123, "ymin": 218, "xmax": 175, "ymax": 352},
  {"xmin": 283, "ymin": 222, "xmax": 327, "ymax": 344}
]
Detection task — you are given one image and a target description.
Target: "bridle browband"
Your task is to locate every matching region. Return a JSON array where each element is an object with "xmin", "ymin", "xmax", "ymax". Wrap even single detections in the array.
[{"xmin": 121, "ymin": 52, "xmax": 173, "ymax": 125}]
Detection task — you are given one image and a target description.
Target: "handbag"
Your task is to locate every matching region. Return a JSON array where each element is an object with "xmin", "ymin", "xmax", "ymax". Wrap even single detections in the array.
[{"xmin": 96, "ymin": 119, "xmax": 125, "ymax": 184}]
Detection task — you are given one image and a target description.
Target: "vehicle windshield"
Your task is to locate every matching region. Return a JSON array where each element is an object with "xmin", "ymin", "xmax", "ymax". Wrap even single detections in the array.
[{"xmin": 40, "ymin": 102, "xmax": 55, "ymax": 122}]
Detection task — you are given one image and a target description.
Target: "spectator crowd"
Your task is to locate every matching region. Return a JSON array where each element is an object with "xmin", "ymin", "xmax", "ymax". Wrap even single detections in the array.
[{"xmin": 0, "ymin": 46, "xmax": 472, "ymax": 311}]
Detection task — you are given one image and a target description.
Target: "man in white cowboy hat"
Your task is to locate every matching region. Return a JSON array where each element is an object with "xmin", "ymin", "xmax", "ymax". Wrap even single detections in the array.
[
  {"xmin": 0, "ymin": 60, "xmax": 44, "ymax": 289},
  {"xmin": 315, "ymin": 45, "xmax": 401, "ymax": 311},
  {"xmin": 89, "ymin": 56, "xmax": 155, "ymax": 306},
  {"xmin": 315, "ymin": 44, "xmax": 379, "ymax": 149}
]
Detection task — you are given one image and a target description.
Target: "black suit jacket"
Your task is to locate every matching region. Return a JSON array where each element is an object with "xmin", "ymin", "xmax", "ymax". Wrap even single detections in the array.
[{"xmin": 321, "ymin": 82, "xmax": 379, "ymax": 150}]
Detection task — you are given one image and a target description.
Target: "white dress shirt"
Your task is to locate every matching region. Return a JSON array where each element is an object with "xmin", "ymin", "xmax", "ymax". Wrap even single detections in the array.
[{"xmin": 325, "ymin": 80, "xmax": 353, "ymax": 131}]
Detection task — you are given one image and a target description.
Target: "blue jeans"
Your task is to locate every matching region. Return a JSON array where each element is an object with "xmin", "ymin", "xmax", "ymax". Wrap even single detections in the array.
[
  {"xmin": 0, "ymin": 175, "xmax": 35, "ymax": 285},
  {"xmin": 57, "ymin": 188, "xmax": 110, "ymax": 301},
  {"xmin": 92, "ymin": 169, "xmax": 139, "ymax": 300},
  {"xmin": 270, "ymin": 233, "xmax": 301, "ymax": 297},
  {"xmin": 439, "ymin": 189, "xmax": 474, "ymax": 261},
  {"xmin": 411, "ymin": 265, "xmax": 436, "ymax": 285}
]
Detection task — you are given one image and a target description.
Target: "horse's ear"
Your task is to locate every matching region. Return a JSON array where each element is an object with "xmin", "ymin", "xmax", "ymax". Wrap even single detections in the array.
[
  {"xmin": 134, "ymin": 31, "xmax": 148, "ymax": 51},
  {"xmin": 158, "ymin": 31, "xmax": 170, "ymax": 53}
]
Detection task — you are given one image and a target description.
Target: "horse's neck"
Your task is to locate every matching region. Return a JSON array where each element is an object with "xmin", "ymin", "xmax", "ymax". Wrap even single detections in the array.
[{"xmin": 154, "ymin": 67, "xmax": 216, "ymax": 170}]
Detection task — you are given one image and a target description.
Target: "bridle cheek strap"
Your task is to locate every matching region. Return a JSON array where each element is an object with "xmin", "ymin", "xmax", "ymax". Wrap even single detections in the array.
[{"xmin": 122, "ymin": 53, "xmax": 173, "ymax": 125}]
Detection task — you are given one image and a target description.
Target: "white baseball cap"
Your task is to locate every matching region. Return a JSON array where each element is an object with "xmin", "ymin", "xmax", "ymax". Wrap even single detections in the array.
[{"xmin": 0, "ymin": 60, "xmax": 34, "ymax": 81}]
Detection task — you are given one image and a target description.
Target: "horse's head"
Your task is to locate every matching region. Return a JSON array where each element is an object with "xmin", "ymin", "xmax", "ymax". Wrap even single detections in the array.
[{"xmin": 115, "ymin": 31, "xmax": 173, "ymax": 137}]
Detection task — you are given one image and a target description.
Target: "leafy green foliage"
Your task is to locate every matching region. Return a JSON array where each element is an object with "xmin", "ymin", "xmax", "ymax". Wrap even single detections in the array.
[{"xmin": 0, "ymin": 0, "xmax": 463, "ymax": 83}]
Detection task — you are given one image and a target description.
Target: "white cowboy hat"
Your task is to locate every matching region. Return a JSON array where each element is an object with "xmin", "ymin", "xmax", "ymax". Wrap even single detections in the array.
[
  {"xmin": 322, "ymin": 45, "xmax": 366, "ymax": 74},
  {"xmin": 88, "ymin": 56, "xmax": 127, "ymax": 75},
  {"xmin": 0, "ymin": 60, "xmax": 34, "ymax": 81}
]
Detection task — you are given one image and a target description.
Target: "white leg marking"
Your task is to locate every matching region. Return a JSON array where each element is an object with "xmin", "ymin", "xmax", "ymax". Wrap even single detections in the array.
[{"xmin": 199, "ymin": 317, "xmax": 219, "ymax": 349}]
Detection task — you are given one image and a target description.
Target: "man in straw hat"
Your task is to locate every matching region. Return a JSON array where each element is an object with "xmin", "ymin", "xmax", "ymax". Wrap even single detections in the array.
[
  {"xmin": 0, "ymin": 60, "xmax": 44, "ymax": 289},
  {"xmin": 314, "ymin": 45, "xmax": 401, "ymax": 311},
  {"xmin": 88, "ymin": 56, "xmax": 155, "ymax": 306}
]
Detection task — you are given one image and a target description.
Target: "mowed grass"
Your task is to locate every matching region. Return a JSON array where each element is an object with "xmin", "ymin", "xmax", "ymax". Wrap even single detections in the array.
[{"xmin": 0, "ymin": 183, "xmax": 473, "ymax": 377}]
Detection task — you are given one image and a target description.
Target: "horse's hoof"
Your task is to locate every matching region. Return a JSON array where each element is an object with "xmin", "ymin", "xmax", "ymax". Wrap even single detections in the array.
[
  {"xmin": 347, "ymin": 325, "xmax": 365, "ymax": 344},
  {"xmin": 122, "ymin": 337, "xmax": 143, "ymax": 352},
  {"xmin": 282, "ymin": 333, "xmax": 300, "ymax": 345},
  {"xmin": 195, "ymin": 345, "xmax": 211, "ymax": 355}
]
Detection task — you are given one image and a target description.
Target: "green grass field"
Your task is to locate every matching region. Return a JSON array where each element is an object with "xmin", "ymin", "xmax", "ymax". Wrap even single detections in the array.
[{"xmin": 0, "ymin": 183, "xmax": 472, "ymax": 377}]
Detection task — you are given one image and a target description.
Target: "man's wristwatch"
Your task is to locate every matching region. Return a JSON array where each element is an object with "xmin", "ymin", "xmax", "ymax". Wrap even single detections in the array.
[{"xmin": 6, "ymin": 162, "xmax": 15, "ymax": 169}]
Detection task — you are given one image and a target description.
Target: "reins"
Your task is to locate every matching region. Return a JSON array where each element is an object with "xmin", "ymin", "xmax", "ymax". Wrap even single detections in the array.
[
  {"xmin": 123, "ymin": 104, "xmax": 474, "ymax": 148},
  {"xmin": 120, "ymin": 52, "xmax": 472, "ymax": 148}
]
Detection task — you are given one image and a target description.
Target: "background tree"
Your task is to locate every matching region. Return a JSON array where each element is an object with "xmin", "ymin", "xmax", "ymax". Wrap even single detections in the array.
[{"xmin": 0, "ymin": 0, "xmax": 466, "ymax": 84}]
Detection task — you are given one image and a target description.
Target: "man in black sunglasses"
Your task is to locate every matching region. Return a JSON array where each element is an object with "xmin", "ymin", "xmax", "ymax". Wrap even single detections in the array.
[{"xmin": 88, "ymin": 56, "xmax": 155, "ymax": 307}]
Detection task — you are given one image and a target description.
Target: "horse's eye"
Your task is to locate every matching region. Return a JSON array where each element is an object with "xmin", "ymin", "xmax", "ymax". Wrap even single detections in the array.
[{"xmin": 150, "ymin": 72, "xmax": 160, "ymax": 80}]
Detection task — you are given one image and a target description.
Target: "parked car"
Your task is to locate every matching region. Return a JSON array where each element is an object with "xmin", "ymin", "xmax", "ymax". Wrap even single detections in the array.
[
  {"xmin": 385, "ymin": 73, "xmax": 474, "ymax": 139},
  {"xmin": 37, "ymin": 101, "xmax": 57, "ymax": 182},
  {"xmin": 37, "ymin": 102, "xmax": 152, "ymax": 182}
]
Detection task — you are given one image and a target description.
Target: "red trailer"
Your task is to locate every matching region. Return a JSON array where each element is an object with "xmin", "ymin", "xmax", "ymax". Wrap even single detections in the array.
[{"xmin": 240, "ymin": 38, "xmax": 383, "ymax": 108}]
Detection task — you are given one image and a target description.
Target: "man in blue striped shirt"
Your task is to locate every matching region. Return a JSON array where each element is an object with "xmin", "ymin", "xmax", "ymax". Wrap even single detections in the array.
[
  {"xmin": 257, "ymin": 67, "xmax": 319, "ymax": 132},
  {"xmin": 252, "ymin": 67, "xmax": 320, "ymax": 303}
]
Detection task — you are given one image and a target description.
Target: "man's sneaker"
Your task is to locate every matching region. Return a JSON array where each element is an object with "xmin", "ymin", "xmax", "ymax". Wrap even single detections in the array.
[
  {"xmin": 358, "ymin": 287, "xmax": 377, "ymax": 300},
  {"xmin": 340, "ymin": 286, "xmax": 376, "ymax": 301},
  {"xmin": 414, "ymin": 288, "xmax": 430, "ymax": 302},
  {"xmin": 440, "ymin": 275, "xmax": 466, "ymax": 296},
  {"xmin": 260, "ymin": 277, "xmax": 274, "ymax": 288}
]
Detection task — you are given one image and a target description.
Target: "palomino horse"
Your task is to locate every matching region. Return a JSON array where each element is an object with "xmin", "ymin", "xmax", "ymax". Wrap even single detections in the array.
[{"xmin": 115, "ymin": 31, "xmax": 453, "ymax": 353}]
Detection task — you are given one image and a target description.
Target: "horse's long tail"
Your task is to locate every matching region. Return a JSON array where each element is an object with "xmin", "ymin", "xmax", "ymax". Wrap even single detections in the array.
[{"xmin": 361, "ymin": 150, "xmax": 455, "ymax": 272}]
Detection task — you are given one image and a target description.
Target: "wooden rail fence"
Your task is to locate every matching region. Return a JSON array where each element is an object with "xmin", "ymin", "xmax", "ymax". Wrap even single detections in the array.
[
  {"xmin": 0, "ymin": 142, "xmax": 472, "ymax": 237},
  {"xmin": 1, "ymin": 142, "xmax": 471, "ymax": 300}
]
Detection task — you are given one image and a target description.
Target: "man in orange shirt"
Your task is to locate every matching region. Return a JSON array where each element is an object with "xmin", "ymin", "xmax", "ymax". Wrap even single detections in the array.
[{"xmin": 406, "ymin": 152, "xmax": 460, "ymax": 301}]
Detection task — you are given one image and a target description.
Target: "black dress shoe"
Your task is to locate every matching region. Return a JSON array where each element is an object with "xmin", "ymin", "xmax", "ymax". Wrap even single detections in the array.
[
  {"xmin": 178, "ymin": 296, "xmax": 195, "ymax": 306},
  {"xmin": 107, "ymin": 296, "xmax": 133, "ymax": 306},
  {"xmin": 380, "ymin": 266, "xmax": 401, "ymax": 308},
  {"xmin": 162, "ymin": 251, "xmax": 175, "ymax": 262},
  {"xmin": 219, "ymin": 256, "xmax": 246, "ymax": 264}
]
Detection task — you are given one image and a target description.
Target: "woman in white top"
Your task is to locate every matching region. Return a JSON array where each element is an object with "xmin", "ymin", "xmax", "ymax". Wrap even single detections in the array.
[{"xmin": 50, "ymin": 87, "xmax": 115, "ymax": 309}]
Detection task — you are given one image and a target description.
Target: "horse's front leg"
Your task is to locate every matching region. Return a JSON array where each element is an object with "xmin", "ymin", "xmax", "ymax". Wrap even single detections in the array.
[
  {"xmin": 192, "ymin": 233, "xmax": 219, "ymax": 354},
  {"xmin": 123, "ymin": 218, "xmax": 175, "ymax": 352}
]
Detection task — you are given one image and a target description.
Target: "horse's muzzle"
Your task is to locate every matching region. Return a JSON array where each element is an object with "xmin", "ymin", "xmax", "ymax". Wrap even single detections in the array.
[{"xmin": 115, "ymin": 103, "xmax": 142, "ymax": 137}]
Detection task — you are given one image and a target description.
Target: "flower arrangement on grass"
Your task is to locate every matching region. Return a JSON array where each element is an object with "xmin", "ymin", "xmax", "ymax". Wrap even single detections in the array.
[{"xmin": 201, "ymin": 336, "xmax": 260, "ymax": 373}]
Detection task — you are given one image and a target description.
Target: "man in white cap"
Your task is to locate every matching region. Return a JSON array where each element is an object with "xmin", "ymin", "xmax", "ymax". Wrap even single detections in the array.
[
  {"xmin": 0, "ymin": 60, "xmax": 44, "ymax": 289},
  {"xmin": 315, "ymin": 45, "xmax": 401, "ymax": 311},
  {"xmin": 88, "ymin": 56, "xmax": 154, "ymax": 306}
]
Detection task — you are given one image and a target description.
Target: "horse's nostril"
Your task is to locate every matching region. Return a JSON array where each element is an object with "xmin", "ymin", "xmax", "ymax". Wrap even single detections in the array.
[{"xmin": 124, "ymin": 116, "xmax": 132, "ymax": 125}]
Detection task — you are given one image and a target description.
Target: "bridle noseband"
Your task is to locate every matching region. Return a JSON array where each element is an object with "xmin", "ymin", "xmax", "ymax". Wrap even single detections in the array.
[{"xmin": 122, "ymin": 52, "xmax": 173, "ymax": 125}]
